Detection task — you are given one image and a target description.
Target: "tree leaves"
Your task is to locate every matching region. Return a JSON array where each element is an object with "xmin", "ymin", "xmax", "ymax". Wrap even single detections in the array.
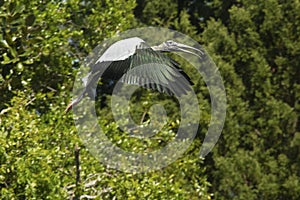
[
  {"xmin": 202, "ymin": 1, "xmax": 300, "ymax": 199},
  {"xmin": 25, "ymin": 14, "xmax": 35, "ymax": 26},
  {"xmin": 0, "ymin": 0, "xmax": 211, "ymax": 199},
  {"xmin": 2, "ymin": 0, "xmax": 299, "ymax": 199}
]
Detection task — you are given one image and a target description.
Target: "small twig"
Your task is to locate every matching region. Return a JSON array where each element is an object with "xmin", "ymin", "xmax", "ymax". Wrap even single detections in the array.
[
  {"xmin": 74, "ymin": 144, "xmax": 81, "ymax": 200},
  {"xmin": 80, "ymin": 195, "xmax": 96, "ymax": 199},
  {"xmin": 75, "ymin": 145, "xmax": 81, "ymax": 186},
  {"xmin": 254, "ymin": 129, "xmax": 261, "ymax": 136},
  {"xmin": 140, "ymin": 109, "xmax": 148, "ymax": 124},
  {"xmin": 0, "ymin": 107, "xmax": 11, "ymax": 115},
  {"xmin": 25, "ymin": 97, "xmax": 36, "ymax": 107},
  {"xmin": 46, "ymin": 86, "xmax": 57, "ymax": 92},
  {"xmin": 84, "ymin": 179, "xmax": 98, "ymax": 188}
]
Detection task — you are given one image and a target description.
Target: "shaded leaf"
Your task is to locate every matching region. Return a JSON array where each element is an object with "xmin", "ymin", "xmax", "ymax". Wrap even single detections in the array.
[{"xmin": 25, "ymin": 14, "xmax": 35, "ymax": 26}]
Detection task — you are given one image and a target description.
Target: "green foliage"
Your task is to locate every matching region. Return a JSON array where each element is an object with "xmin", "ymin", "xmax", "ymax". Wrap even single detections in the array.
[
  {"xmin": 0, "ymin": 0, "xmax": 211, "ymax": 199},
  {"xmin": 137, "ymin": 0, "xmax": 177, "ymax": 26},
  {"xmin": 202, "ymin": 0, "xmax": 300, "ymax": 199},
  {"xmin": 0, "ymin": 92, "xmax": 211, "ymax": 199},
  {"xmin": 0, "ymin": 0, "xmax": 136, "ymax": 111},
  {"xmin": 72, "ymin": 140, "xmax": 211, "ymax": 200},
  {"xmin": 1, "ymin": 0, "xmax": 299, "ymax": 199},
  {"xmin": 0, "ymin": 90, "xmax": 77, "ymax": 199}
]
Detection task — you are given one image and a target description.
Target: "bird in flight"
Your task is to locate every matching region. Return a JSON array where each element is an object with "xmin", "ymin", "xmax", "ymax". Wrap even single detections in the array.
[{"xmin": 65, "ymin": 37, "xmax": 204, "ymax": 112}]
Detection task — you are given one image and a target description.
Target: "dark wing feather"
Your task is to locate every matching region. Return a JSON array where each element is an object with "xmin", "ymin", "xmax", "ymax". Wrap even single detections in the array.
[
  {"xmin": 119, "ymin": 44, "xmax": 193, "ymax": 96},
  {"xmin": 83, "ymin": 42, "xmax": 193, "ymax": 98}
]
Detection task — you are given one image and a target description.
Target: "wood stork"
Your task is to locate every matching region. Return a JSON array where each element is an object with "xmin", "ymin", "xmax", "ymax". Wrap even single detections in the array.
[{"xmin": 65, "ymin": 37, "xmax": 204, "ymax": 112}]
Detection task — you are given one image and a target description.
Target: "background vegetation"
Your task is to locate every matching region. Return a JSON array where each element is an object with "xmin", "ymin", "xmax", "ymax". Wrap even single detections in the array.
[{"xmin": 1, "ymin": 0, "xmax": 299, "ymax": 199}]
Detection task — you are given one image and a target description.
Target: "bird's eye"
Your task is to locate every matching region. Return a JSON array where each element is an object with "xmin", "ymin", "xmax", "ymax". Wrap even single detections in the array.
[{"xmin": 166, "ymin": 40, "xmax": 175, "ymax": 45}]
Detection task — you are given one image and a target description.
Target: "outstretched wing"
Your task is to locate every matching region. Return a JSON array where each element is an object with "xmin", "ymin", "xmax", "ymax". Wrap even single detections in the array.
[
  {"xmin": 100, "ymin": 42, "xmax": 193, "ymax": 96},
  {"xmin": 65, "ymin": 40, "xmax": 194, "ymax": 112},
  {"xmin": 83, "ymin": 42, "xmax": 193, "ymax": 98}
]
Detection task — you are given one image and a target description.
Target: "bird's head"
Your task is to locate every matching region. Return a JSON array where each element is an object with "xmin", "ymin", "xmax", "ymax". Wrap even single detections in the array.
[
  {"xmin": 153, "ymin": 40, "xmax": 204, "ymax": 57},
  {"xmin": 162, "ymin": 40, "xmax": 180, "ymax": 49}
]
